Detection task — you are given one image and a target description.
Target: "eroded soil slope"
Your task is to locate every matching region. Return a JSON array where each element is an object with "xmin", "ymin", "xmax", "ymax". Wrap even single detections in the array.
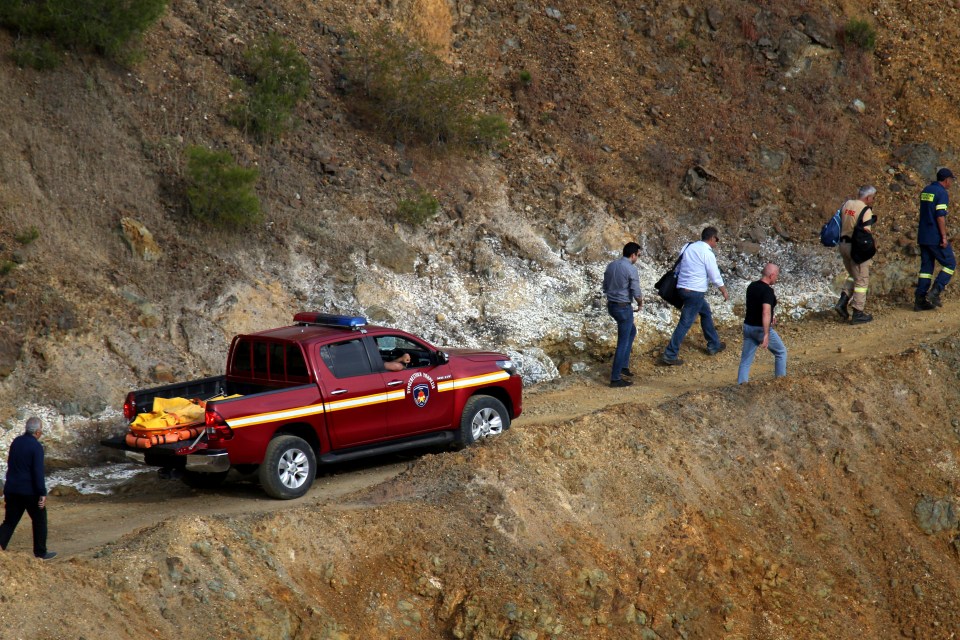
[{"xmin": 3, "ymin": 321, "xmax": 960, "ymax": 639}]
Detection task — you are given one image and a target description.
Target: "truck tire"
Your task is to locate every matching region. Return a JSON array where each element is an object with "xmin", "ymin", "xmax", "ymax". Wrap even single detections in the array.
[
  {"xmin": 259, "ymin": 435, "xmax": 316, "ymax": 500},
  {"xmin": 457, "ymin": 395, "xmax": 510, "ymax": 447},
  {"xmin": 182, "ymin": 469, "xmax": 229, "ymax": 489}
]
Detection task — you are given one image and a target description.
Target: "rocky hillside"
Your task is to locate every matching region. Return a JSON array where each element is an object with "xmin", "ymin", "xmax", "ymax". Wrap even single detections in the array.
[
  {"xmin": 4, "ymin": 4, "xmax": 960, "ymax": 636},
  {"xmin": 1, "ymin": 0, "xmax": 960, "ymax": 458}
]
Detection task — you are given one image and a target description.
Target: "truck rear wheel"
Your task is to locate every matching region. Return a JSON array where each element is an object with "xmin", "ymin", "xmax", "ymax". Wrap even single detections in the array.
[
  {"xmin": 259, "ymin": 435, "xmax": 316, "ymax": 500},
  {"xmin": 457, "ymin": 395, "xmax": 510, "ymax": 447}
]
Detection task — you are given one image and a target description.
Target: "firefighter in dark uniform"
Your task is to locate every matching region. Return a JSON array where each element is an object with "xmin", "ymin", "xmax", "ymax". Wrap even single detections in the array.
[{"xmin": 915, "ymin": 168, "xmax": 956, "ymax": 311}]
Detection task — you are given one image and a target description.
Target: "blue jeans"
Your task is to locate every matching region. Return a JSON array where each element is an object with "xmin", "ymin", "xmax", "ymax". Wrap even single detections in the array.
[
  {"xmin": 607, "ymin": 303, "xmax": 636, "ymax": 381},
  {"xmin": 915, "ymin": 243, "xmax": 956, "ymax": 296},
  {"xmin": 738, "ymin": 324, "xmax": 787, "ymax": 384},
  {"xmin": 663, "ymin": 289, "xmax": 721, "ymax": 360}
]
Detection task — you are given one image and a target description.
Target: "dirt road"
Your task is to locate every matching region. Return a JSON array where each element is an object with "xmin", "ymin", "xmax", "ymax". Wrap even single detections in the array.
[
  {"xmin": 26, "ymin": 296, "xmax": 960, "ymax": 560},
  {"xmin": 523, "ymin": 296, "xmax": 960, "ymax": 423},
  {"xmin": 37, "ymin": 461, "xmax": 410, "ymax": 557}
]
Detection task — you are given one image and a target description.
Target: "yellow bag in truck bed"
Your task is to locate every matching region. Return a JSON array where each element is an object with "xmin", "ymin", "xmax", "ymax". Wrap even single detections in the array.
[
  {"xmin": 125, "ymin": 395, "xmax": 243, "ymax": 448},
  {"xmin": 131, "ymin": 396, "xmax": 205, "ymax": 431}
]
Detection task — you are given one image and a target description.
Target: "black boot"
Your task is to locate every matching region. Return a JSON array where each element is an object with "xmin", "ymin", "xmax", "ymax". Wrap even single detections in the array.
[
  {"xmin": 928, "ymin": 286, "xmax": 943, "ymax": 308},
  {"xmin": 833, "ymin": 292, "xmax": 850, "ymax": 321},
  {"xmin": 914, "ymin": 294, "xmax": 934, "ymax": 311},
  {"xmin": 851, "ymin": 309, "xmax": 873, "ymax": 324}
]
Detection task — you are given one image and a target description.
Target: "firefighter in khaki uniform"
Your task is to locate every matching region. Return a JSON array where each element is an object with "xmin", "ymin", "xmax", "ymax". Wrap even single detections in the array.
[{"xmin": 833, "ymin": 185, "xmax": 876, "ymax": 325}]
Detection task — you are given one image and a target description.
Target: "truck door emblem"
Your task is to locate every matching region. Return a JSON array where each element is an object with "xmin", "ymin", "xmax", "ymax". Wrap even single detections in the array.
[
  {"xmin": 406, "ymin": 372, "xmax": 436, "ymax": 408},
  {"xmin": 412, "ymin": 383, "xmax": 430, "ymax": 407}
]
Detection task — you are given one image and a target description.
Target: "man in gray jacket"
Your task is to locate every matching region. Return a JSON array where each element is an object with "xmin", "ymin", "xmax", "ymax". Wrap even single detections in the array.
[{"xmin": 602, "ymin": 242, "xmax": 643, "ymax": 387}]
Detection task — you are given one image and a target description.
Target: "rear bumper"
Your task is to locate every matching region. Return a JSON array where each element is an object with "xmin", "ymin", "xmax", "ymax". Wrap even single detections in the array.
[
  {"xmin": 185, "ymin": 451, "xmax": 230, "ymax": 473},
  {"xmin": 101, "ymin": 436, "xmax": 231, "ymax": 473}
]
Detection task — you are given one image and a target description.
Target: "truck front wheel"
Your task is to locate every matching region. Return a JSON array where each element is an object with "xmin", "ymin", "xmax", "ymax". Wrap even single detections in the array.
[
  {"xmin": 259, "ymin": 435, "xmax": 317, "ymax": 500},
  {"xmin": 457, "ymin": 395, "xmax": 510, "ymax": 447}
]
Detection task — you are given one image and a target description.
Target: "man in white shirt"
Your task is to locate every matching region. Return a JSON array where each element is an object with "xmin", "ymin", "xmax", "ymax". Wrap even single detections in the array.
[{"xmin": 661, "ymin": 226, "xmax": 729, "ymax": 366}]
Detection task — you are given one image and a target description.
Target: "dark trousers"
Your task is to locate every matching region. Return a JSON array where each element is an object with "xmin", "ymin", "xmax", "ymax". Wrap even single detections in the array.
[
  {"xmin": 916, "ymin": 243, "xmax": 956, "ymax": 296},
  {"xmin": 0, "ymin": 493, "xmax": 48, "ymax": 557}
]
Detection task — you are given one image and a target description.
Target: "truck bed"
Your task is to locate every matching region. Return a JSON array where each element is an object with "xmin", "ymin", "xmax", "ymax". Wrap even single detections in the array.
[{"xmin": 127, "ymin": 375, "xmax": 289, "ymax": 418}]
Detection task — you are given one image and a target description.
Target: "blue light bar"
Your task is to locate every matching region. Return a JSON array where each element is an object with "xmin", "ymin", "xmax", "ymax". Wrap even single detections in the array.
[{"xmin": 293, "ymin": 312, "xmax": 367, "ymax": 328}]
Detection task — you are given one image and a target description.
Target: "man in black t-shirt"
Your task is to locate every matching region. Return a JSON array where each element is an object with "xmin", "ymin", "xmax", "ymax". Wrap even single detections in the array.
[{"xmin": 738, "ymin": 263, "xmax": 787, "ymax": 384}]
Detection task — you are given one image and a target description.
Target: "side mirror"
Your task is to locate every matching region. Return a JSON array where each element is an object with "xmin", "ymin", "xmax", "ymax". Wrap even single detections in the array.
[{"xmin": 432, "ymin": 350, "xmax": 449, "ymax": 365}]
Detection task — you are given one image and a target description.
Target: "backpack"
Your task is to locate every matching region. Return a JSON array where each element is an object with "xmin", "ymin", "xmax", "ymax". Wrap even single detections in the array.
[
  {"xmin": 819, "ymin": 208, "xmax": 842, "ymax": 247},
  {"xmin": 850, "ymin": 207, "xmax": 877, "ymax": 264}
]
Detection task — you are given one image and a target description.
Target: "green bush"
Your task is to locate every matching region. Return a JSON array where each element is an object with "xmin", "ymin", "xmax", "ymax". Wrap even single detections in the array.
[
  {"xmin": 844, "ymin": 18, "xmax": 876, "ymax": 51},
  {"xmin": 230, "ymin": 35, "xmax": 311, "ymax": 141},
  {"xmin": 396, "ymin": 188, "xmax": 440, "ymax": 226},
  {"xmin": 14, "ymin": 226, "xmax": 40, "ymax": 245},
  {"xmin": 0, "ymin": 0, "xmax": 167, "ymax": 61},
  {"xmin": 470, "ymin": 114, "xmax": 510, "ymax": 147},
  {"xmin": 0, "ymin": 261, "xmax": 16, "ymax": 276},
  {"xmin": 185, "ymin": 146, "xmax": 261, "ymax": 228},
  {"xmin": 10, "ymin": 37, "xmax": 61, "ymax": 70},
  {"xmin": 341, "ymin": 27, "xmax": 508, "ymax": 149},
  {"xmin": 518, "ymin": 70, "xmax": 532, "ymax": 87}
]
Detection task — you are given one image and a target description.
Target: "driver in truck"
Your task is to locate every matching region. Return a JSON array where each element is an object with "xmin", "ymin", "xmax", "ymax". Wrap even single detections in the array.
[{"xmin": 384, "ymin": 352, "xmax": 411, "ymax": 371}]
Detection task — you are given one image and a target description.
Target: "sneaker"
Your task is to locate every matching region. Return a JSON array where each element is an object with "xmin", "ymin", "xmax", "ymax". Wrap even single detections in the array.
[
  {"xmin": 660, "ymin": 355, "xmax": 684, "ymax": 366},
  {"xmin": 609, "ymin": 379, "xmax": 633, "ymax": 388},
  {"xmin": 707, "ymin": 341, "xmax": 727, "ymax": 356},
  {"xmin": 914, "ymin": 296, "xmax": 934, "ymax": 311},
  {"xmin": 620, "ymin": 368, "xmax": 634, "ymax": 377},
  {"xmin": 850, "ymin": 310, "xmax": 873, "ymax": 325},
  {"xmin": 36, "ymin": 551, "xmax": 57, "ymax": 560}
]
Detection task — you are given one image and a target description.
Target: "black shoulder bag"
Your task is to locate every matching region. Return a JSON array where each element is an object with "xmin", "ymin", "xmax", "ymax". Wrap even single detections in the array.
[
  {"xmin": 654, "ymin": 243, "xmax": 690, "ymax": 309},
  {"xmin": 850, "ymin": 206, "xmax": 877, "ymax": 264}
]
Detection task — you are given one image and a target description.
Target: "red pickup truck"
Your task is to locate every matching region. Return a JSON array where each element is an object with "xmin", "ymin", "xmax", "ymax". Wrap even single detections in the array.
[{"xmin": 102, "ymin": 313, "xmax": 523, "ymax": 499}]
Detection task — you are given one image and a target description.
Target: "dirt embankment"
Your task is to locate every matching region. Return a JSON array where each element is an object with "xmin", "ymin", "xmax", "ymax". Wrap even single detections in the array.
[{"xmin": 3, "ymin": 309, "xmax": 960, "ymax": 640}]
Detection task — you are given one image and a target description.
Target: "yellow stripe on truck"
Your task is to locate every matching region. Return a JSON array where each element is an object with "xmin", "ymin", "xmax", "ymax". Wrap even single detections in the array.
[
  {"xmin": 324, "ymin": 392, "xmax": 393, "ymax": 413},
  {"xmin": 227, "ymin": 402, "xmax": 326, "ymax": 428},
  {"xmin": 438, "ymin": 370, "xmax": 510, "ymax": 391},
  {"xmin": 225, "ymin": 371, "xmax": 509, "ymax": 428},
  {"xmin": 323, "ymin": 389, "xmax": 405, "ymax": 414}
]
